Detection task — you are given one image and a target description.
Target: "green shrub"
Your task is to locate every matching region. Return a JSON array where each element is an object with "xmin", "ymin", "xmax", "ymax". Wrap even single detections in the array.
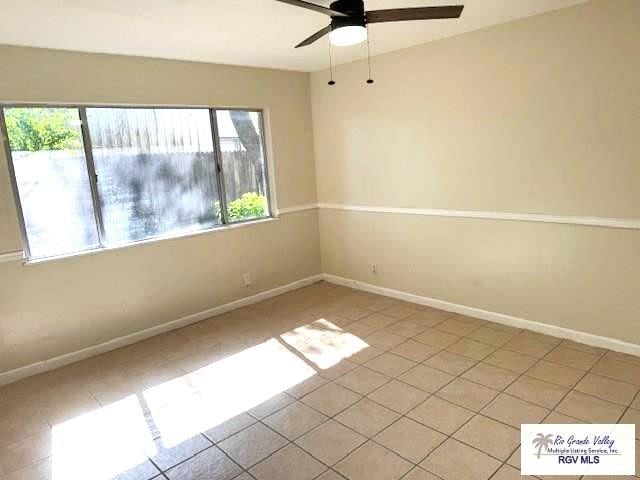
[
  {"xmin": 4, "ymin": 108, "xmax": 82, "ymax": 151},
  {"xmin": 212, "ymin": 192, "xmax": 267, "ymax": 222},
  {"xmin": 228, "ymin": 192, "xmax": 267, "ymax": 221}
]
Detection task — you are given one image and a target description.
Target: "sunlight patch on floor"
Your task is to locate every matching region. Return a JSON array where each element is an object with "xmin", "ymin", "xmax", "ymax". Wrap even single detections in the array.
[{"xmin": 49, "ymin": 319, "xmax": 369, "ymax": 479}]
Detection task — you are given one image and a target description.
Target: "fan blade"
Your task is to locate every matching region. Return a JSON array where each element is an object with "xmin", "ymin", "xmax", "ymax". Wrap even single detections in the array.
[
  {"xmin": 295, "ymin": 25, "xmax": 331, "ymax": 48},
  {"xmin": 366, "ymin": 5, "xmax": 464, "ymax": 23},
  {"xmin": 275, "ymin": 0, "xmax": 347, "ymax": 17}
]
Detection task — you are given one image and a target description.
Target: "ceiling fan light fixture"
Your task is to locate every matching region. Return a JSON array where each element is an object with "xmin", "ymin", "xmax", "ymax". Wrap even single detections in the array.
[{"xmin": 329, "ymin": 25, "xmax": 367, "ymax": 47}]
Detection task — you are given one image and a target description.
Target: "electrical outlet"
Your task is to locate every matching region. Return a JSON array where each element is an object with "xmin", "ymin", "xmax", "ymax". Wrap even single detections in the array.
[
  {"xmin": 242, "ymin": 272, "xmax": 251, "ymax": 287},
  {"xmin": 371, "ymin": 264, "xmax": 378, "ymax": 274}
]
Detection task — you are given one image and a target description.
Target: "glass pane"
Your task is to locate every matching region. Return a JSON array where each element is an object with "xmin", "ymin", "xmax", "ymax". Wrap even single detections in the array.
[
  {"xmin": 3, "ymin": 107, "xmax": 100, "ymax": 258},
  {"xmin": 86, "ymin": 108, "xmax": 221, "ymax": 245},
  {"xmin": 215, "ymin": 110, "xmax": 270, "ymax": 222}
]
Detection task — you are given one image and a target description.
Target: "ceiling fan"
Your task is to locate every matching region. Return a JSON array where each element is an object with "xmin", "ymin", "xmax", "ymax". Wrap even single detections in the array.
[{"xmin": 276, "ymin": 0, "xmax": 464, "ymax": 48}]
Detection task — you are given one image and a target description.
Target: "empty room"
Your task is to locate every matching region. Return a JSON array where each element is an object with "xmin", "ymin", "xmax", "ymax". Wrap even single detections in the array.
[{"xmin": 0, "ymin": 0, "xmax": 638, "ymax": 479}]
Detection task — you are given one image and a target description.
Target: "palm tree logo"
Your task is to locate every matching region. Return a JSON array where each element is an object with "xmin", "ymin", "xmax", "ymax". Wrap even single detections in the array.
[{"xmin": 532, "ymin": 433, "xmax": 554, "ymax": 459}]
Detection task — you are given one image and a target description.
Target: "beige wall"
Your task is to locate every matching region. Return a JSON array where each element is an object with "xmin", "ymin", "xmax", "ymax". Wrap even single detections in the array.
[
  {"xmin": 312, "ymin": 0, "xmax": 640, "ymax": 344},
  {"xmin": 0, "ymin": 46, "xmax": 320, "ymax": 372}
]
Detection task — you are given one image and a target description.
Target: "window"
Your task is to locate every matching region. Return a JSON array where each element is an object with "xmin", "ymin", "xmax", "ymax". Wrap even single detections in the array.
[
  {"xmin": 215, "ymin": 110, "xmax": 270, "ymax": 222},
  {"xmin": 1, "ymin": 105, "xmax": 271, "ymax": 260}
]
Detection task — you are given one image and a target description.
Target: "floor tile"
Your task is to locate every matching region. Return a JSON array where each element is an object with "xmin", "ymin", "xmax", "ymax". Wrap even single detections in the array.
[
  {"xmin": 543, "ymin": 411, "xmax": 585, "ymax": 424},
  {"xmin": 461, "ymin": 362, "xmax": 519, "ymax": 390},
  {"xmin": 420, "ymin": 438, "xmax": 501, "ymax": 480},
  {"xmin": 398, "ymin": 365, "xmax": 454, "ymax": 393},
  {"xmin": 231, "ymin": 474, "xmax": 254, "ymax": 480},
  {"xmin": 335, "ymin": 366, "xmax": 389, "ymax": 395},
  {"xmin": 315, "ymin": 470, "xmax": 345, "ymax": 480},
  {"xmin": 404, "ymin": 310, "xmax": 450, "ymax": 328},
  {"xmin": 491, "ymin": 464, "xmax": 526, "ymax": 480},
  {"xmin": 453, "ymin": 415, "xmax": 520, "ymax": 460},
  {"xmin": 218, "ymin": 422, "xmax": 287, "ymax": 468},
  {"xmin": 374, "ymin": 417, "xmax": 446, "ymax": 463},
  {"xmin": 544, "ymin": 346, "xmax": 601, "ymax": 370},
  {"xmin": 484, "ymin": 349, "xmax": 538, "ymax": 374},
  {"xmin": 335, "ymin": 441, "xmax": 412, "ymax": 480},
  {"xmin": 381, "ymin": 303, "xmax": 421, "ymax": 319},
  {"xmin": 526, "ymin": 360, "xmax": 585, "ymax": 388},
  {"xmin": 481, "ymin": 394, "xmax": 549, "ymax": 428},
  {"xmin": 618, "ymin": 408, "xmax": 639, "ymax": 440},
  {"xmin": 335, "ymin": 398, "xmax": 400, "ymax": 437},
  {"xmin": 408, "ymin": 396, "xmax": 474, "ymax": 435},
  {"xmin": 360, "ymin": 313, "xmax": 399, "ymax": 329},
  {"xmin": 345, "ymin": 321, "xmax": 379, "ymax": 338},
  {"xmin": 296, "ymin": 419, "xmax": 366, "ymax": 465},
  {"xmin": 507, "ymin": 446, "xmax": 521, "ymax": 468},
  {"xmin": 592, "ymin": 357, "xmax": 640, "ymax": 385},
  {"xmin": 145, "ymin": 434, "xmax": 213, "ymax": 471},
  {"xmin": 503, "ymin": 335, "xmax": 556, "ymax": 358},
  {"xmin": 347, "ymin": 345, "xmax": 384, "ymax": 365},
  {"xmin": 367, "ymin": 379, "xmax": 429, "ymax": 414},
  {"xmin": 318, "ymin": 359, "xmax": 359, "ymax": 380},
  {"xmin": 435, "ymin": 318, "xmax": 481, "ymax": 336},
  {"xmin": 559, "ymin": 339, "xmax": 606, "ymax": 356},
  {"xmin": 1, "ymin": 457, "xmax": 52, "ymax": 480},
  {"xmin": 203, "ymin": 412, "xmax": 257, "ymax": 443},
  {"xmin": 436, "ymin": 378, "xmax": 498, "ymax": 411},
  {"xmin": 423, "ymin": 351, "xmax": 476, "ymax": 376},
  {"xmin": 555, "ymin": 391, "xmax": 626, "ymax": 423},
  {"xmin": 365, "ymin": 352, "xmax": 417, "ymax": 377},
  {"xmin": 604, "ymin": 350, "xmax": 640, "ymax": 367},
  {"xmin": 335, "ymin": 305, "xmax": 372, "ymax": 322},
  {"xmin": 286, "ymin": 375, "xmax": 328, "ymax": 399},
  {"xmin": 575, "ymin": 373, "xmax": 639, "ymax": 406},
  {"xmin": 446, "ymin": 338, "xmax": 497, "ymax": 361},
  {"xmin": 165, "ymin": 446, "xmax": 241, "ymax": 480},
  {"xmin": 263, "ymin": 401, "xmax": 328, "ymax": 440},
  {"xmin": 113, "ymin": 460, "xmax": 162, "ymax": 480},
  {"xmin": 466, "ymin": 326, "xmax": 517, "ymax": 347},
  {"xmin": 390, "ymin": 340, "xmax": 440, "ymax": 362},
  {"xmin": 301, "ymin": 382, "xmax": 362, "ymax": 416},
  {"xmin": 364, "ymin": 295, "xmax": 399, "ymax": 312},
  {"xmin": 364, "ymin": 331, "xmax": 406, "ymax": 350},
  {"xmin": 414, "ymin": 329, "xmax": 461, "ymax": 349},
  {"xmin": 248, "ymin": 392, "xmax": 295, "ymax": 419},
  {"xmin": 0, "ymin": 430, "xmax": 52, "ymax": 477},
  {"xmin": 384, "ymin": 320, "xmax": 427, "ymax": 338},
  {"xmin": 250, "ymin": 443, "xmax": 325, "ymax": 480},
  {"xmin": 505, "ymin": 376, "xmax": 569, "ymax": 409},
  {"xmin": 402, "ymin": 467, "xmax": 441, "ymax": 480}
]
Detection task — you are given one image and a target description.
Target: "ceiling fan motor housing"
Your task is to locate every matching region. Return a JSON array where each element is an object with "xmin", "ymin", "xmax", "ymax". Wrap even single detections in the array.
[{"xmin": 330, "ymin": 0, "xmax": 366, "ymax": 30}]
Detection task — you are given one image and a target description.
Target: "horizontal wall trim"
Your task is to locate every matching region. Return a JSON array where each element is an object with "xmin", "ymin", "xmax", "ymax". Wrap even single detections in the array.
[
  {"xmin": 0, "ymin": 274, "xmax": 323, "ymax": 386},
  {"xmin": 277, "ymin": 204, "xmax": 318, "ymax": 215},
  {"xmin": 2, "ymin": 201, "xmax": 636, "ymax": 265},
  {"xmin": 318, "ymin": 203, "xmax": 640, "ymax": 230},
  {"xmin": 322, "ymin": 273, "xmax": 640, "ymax": 358},
  {"xmin": 0, "ymin": 250, "xmax": 23, "ymax": 264}
]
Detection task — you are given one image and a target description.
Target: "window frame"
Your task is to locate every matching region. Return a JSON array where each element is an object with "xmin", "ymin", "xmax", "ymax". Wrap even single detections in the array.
[{"xmin": 0, "ymin": 103, "xmax": 274, "ymax": 262}]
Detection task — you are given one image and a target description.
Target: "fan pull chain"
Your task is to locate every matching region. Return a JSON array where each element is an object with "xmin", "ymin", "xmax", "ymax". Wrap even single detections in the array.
[
  {"xmin": 366, "ymin": 25, "xmax": 374, "ymax": 85},
  {"xmin": 328, "ymin": 42, "xmax": 336, "ymax": 86}
]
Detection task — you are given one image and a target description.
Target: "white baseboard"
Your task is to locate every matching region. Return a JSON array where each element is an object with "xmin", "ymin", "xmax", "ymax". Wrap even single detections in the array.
[
  {"xmin": 322, "ymin": 273, "xmax": 640, "ymax": 358},
  {"xmin": 0, "ymin": 274, "xmax": 323, "ymax": 386},
  {"xmin": 3, "ymin": 271, "xmax": 637, "ymax": 386}
]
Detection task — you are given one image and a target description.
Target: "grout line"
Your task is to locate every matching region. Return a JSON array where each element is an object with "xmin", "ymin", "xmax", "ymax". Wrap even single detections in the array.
[{"xmin": 2, "ymin": 283, "xmax": 637, "ymax": 480}]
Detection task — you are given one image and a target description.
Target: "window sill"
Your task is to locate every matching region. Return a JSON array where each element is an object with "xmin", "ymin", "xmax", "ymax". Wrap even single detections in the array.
[{"xmin": 23, "ymin": 216, "xmax": 279, "ymax": 266}]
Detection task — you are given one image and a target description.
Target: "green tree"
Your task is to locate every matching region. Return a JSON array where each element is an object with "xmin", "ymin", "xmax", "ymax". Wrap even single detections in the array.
[{"xmin": 4, "ymin": 108, "xmax": 82, "ymax": 151}]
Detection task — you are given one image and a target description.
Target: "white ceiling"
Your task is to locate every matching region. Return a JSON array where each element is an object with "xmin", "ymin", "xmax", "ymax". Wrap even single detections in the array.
[{"xmin": 0, "ymin": 0, "xmax": 587, "ymax": 72}]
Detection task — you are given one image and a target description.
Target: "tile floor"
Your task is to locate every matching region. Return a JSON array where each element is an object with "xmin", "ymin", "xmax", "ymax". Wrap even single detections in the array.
[{"xmin": 0, "ymin": 281, "xmax": 638, "ymax": 480}]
